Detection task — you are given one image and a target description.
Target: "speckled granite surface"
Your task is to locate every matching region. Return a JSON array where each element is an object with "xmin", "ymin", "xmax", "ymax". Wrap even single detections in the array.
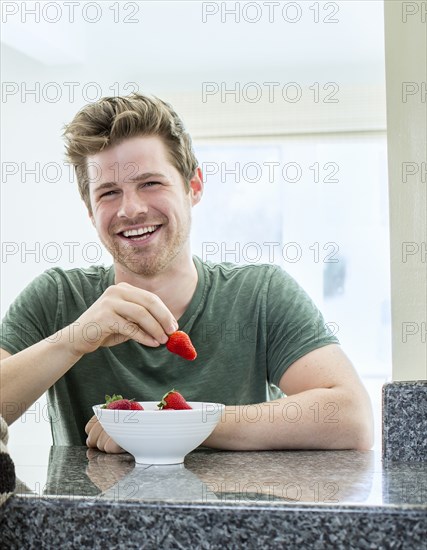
[
  {"xmin": 1, "ymin": 446, "xmax": 426, "ymax": 548},
  {"xmin": 1, "ymin": 498, "xmax": 426, "ymax": 550},
  {"xmin": 383, "ymin": 381, "xmax": 427, "ymax": 461}
]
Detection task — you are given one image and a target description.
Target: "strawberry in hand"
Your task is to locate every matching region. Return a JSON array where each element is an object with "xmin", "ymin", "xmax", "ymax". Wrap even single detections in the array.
[
  {"xmin": 102, "ymin": 394, "xmax": 144, "ymax": 410},
  {"xmin": 157, "ymin": 389, "xmax": 192, "ymax": 410},
  {"xmin": 166, "ymin": 331, "xmax": 197, "ymax": 361}
]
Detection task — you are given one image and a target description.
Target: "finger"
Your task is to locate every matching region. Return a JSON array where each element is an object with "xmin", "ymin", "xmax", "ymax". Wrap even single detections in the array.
[
  {"xmin": 114, "ymin": 303, "xmax": 172, "ymax": 345},
  {"xmin": 96, "ymin": 430, "xmax": 124, "ymax": 454},
  {"xmin": 118, "ymin": 285, "xmax": 178, "ymax": 336},
  {"xmin": 85, "ymin": 415, "xmax": 98, "ymax": 436},
  {"xmin": 86, "ymin": 419, "xmax": 104, "ymax": 449},
  {"xmin": 103, "ymin": 324, "xmax": 159, "ymax": 348},
  {"xmin": 112, "ymin": 315, "xmax": 163, "ymax": 347},
  {"xmin": 104, "ymin": 436, "xmax": 125, "ymax": 454},
  {"xmin": 96, "ymin": 429, "xmax": 111, "ymax": 452}
]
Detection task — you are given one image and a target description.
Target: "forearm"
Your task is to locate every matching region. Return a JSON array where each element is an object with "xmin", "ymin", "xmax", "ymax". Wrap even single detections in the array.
[
  {"xmin": 0, "ymin": 333, "xmax": 83, "ymax": 425},
  {"xmin": 203, "ymin": 387, "xmax": 374, "ymax": 451}
]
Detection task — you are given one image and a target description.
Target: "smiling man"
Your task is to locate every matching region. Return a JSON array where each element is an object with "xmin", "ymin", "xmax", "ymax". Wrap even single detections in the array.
[
  {"xmin": 88, "ymin": 135, "xmax": 202, "ymax": 293},
  {"xmin": 0, "ymin": 93, "xmax": 374, "ymax": 452}
]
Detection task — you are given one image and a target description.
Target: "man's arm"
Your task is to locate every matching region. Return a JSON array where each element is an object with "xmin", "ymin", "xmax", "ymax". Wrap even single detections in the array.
[
  {"xmin": 0, "ymin": 283, "xmax": 178, "ymax": 426},
  {"xmin": 86, "ymin": 344, "xmax": 374, "ymax": 453},
  {"xmin": 202, "ymin": 344, "xmax": 374, "ymax": 451},
  {"xmin": 0, "ymin": 342, "xmax": 84, "ymax": 425}
]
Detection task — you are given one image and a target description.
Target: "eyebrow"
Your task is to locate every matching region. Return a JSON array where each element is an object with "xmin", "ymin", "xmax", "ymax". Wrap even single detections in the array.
[{"xmin": 93, "ymin": 172, "xmax": 166, "ymax": 193}]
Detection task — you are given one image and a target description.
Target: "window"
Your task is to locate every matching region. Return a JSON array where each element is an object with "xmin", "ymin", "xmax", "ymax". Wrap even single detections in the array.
[{"xmin": 193, "ymin": 134, "xmax": 391, "ymax": 380}]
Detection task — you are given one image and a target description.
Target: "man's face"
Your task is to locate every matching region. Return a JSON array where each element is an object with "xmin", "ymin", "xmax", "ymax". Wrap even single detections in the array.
[{"xmin": 87, "ymin": 135, "xmax": 202, "ymax": 277}]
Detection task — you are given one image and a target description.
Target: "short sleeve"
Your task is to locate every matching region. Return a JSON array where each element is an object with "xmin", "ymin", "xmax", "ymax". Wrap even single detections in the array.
[
  {"xmin": 266, "ymin": 266, "xmax": 339, "ymax": 387},
  {"xmin": 0, "ymin": 271, "xmax": 62, "ymax": 354}
]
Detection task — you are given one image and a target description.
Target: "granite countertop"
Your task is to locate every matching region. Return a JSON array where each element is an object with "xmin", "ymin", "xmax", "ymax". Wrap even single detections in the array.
[{"xmin": 1, "ymin": 446, "xmax": 426, "ymax": 549}]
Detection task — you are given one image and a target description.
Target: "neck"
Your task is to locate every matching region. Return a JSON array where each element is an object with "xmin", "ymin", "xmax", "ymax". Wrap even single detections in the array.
[{"xmin": 113, "ymin": 251, "xmax": 198, "ymax": 322}]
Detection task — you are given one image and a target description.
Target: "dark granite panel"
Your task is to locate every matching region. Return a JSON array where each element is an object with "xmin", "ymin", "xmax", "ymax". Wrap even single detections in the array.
[
  {"xmin": 382, "ymin": 381, "xmax": 427, "ymax": 462},
  {"xmin": 1, "ymin": 498, "xmax": 426, "ymax": 550}
]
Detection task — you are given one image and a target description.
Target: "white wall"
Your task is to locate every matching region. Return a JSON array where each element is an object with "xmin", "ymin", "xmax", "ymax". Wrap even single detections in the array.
[{"xmin": 384, "ymin": 0, "xmax": 427, "ymax": 381}]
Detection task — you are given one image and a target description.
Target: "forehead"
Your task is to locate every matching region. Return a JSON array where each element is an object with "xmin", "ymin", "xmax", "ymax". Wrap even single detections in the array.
[{"xmin": 87, "ymin": 135, "xmax": 175, "ymax": 185}]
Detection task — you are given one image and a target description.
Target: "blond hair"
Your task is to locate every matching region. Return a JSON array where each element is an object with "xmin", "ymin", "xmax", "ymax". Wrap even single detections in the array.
[{"xmin": 63, "ymin": 93, "xmax": 198, "ymax": 212}]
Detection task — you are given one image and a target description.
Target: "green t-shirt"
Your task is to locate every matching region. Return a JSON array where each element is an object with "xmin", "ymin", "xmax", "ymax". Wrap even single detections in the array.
[{"xmin": 0, "ymin": 256, "xmax": 339, "ymax": 445}]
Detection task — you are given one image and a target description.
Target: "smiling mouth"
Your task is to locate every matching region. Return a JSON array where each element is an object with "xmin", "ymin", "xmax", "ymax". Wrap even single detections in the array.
[{"xmin": 118, "ymin": 225, "xmax": 162, "ymax": 241}]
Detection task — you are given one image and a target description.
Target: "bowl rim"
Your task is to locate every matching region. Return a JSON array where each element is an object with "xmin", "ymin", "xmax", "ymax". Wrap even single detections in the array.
[{"xmin": 92, "ymin": 401, "xmax": 226, "ymax": 414}]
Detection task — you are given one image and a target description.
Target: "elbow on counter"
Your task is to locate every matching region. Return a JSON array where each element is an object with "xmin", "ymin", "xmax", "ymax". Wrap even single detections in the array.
[
  {"xmin": 330, "ymin": 386, "xmax": 375, "ymax": 451},
  {"xmin": 347, "ymin": 392, "xmax": 375, "ymax": 451},
  {"xmin": 351, "ymin": 419, "xmax": 375, "ymax": 451}
]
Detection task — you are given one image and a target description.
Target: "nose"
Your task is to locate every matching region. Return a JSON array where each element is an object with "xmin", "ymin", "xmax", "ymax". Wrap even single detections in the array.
[{"xmin": 117, "ymin": 189, "xmax": 148, "ymax": 219}]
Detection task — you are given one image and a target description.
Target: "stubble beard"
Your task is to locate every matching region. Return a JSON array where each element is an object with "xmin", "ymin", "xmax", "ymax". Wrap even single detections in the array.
[{"xmin": 105, "ymin": 213, "xmax": 192, "ymax": 277}]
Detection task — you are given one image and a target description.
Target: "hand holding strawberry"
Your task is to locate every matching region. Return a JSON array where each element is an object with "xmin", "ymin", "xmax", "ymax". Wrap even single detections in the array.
[
  {"xmin": 157, "ymin": 389, "xmax": 192, "ymax": 410},
  {"xmin": 166, "ymin": 331, "xmax": 197, "ymax": 361}
]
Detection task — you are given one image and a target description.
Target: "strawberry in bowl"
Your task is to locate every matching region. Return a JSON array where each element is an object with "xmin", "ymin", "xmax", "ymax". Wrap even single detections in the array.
[
  {"xmin": 93, "ymin": 390, "xmax": 224, "ymax": 465},
  {"xmin": 102, "ymin": 394, "xmax": 144, "ymax": 410},
  {"xmin": 157, "ymin": 389, "xmax": 192, "ymax": 410}
]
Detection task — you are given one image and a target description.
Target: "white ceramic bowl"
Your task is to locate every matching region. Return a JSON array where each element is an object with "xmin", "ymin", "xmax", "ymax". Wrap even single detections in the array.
[{"xmin": 92, "ymin": 401, "xmax": 225, "ymax": 465}]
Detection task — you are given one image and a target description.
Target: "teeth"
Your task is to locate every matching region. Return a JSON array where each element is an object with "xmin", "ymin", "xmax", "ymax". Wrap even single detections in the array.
[{"xmin": 122, "ymin": 225, "xmax": 158, "ymax": 237}]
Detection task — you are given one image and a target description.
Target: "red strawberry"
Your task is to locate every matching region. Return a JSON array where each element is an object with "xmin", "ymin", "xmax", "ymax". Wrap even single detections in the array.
[
  {"xmin": 106, "ymin": 399, "xmax": 132, "ymax": 410},
  {"xmin": 157, "ymin": 389, "xmax": 192, "ymax": 410},
  {"xmin": 166, "ymin": 331, "xmax": 197, "ymax": 361},
  {"xmin": 130, "ymin": 401, "xmax": 144, "ymax": 410},
  {"xmin": 102, "ymin": 394, "xmax": 144, "ymax": 410}
]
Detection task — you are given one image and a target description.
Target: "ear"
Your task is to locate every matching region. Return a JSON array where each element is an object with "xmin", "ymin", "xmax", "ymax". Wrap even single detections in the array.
[{"xmin": 189, "ymin": 167, "xmax": 204, "ymax": 206}]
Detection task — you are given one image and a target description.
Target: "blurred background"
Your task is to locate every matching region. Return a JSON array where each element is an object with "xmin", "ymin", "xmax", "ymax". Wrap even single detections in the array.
[{"xmin": 1, "ymin": 1, "xmax": 389, "ymax": 456}]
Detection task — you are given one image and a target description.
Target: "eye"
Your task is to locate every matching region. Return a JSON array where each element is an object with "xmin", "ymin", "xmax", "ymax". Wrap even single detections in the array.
[
  {"xmin": 143, "ymin": 181, "xmax": 160, "ymax": 188},
  {"xmin": 100, "ymin": 190, "xmax": 118, "ymax": 198}
]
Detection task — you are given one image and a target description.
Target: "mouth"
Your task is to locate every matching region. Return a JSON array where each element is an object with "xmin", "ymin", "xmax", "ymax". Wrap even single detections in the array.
[{"xmin": 117, "ymin": 224, "xmax": 162, "ymax": 243}]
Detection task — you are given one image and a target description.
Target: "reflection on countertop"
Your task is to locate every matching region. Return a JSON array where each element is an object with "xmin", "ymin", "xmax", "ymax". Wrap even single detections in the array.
[
  {"xmin": 3, "ymin": 446, "xmax": 426, "ymax": 549},
  {"xmin": 10, "ymin": 445, "xmax": 427, "ymax": 507}
]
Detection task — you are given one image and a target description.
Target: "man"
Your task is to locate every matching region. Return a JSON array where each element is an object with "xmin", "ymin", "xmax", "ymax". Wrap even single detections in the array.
[{"xmin": 0, "ymin": 93, "xmax": 374, "ymax": 452}]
